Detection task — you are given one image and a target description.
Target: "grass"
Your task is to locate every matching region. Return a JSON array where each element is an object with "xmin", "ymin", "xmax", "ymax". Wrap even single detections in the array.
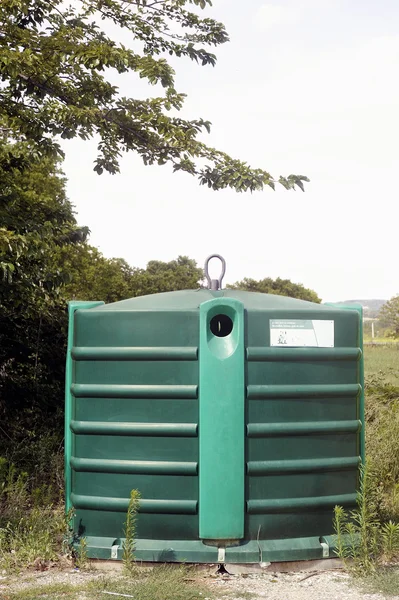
[
  {"xmin": 364, "ymin": 344, "xmax": 399, "ymax": 386},
  {"xmin": 0, "ymin": 459, "xmax": 67, "ymax": 572},
  {"xmin": 364, "ymin": 348, "xmax": 399, "ymax": 524},
  {"xmin": 333, "ymin": 465, "xmax": 399, "ymax": 575},
  {"xmin": 5, "ymin": 565, "xmax": 214, "ymax": 600},
  {"xmin": 332, "ymin": 343, "xmax": 399, "ymax": 589},
  {"xmin": 360, "ymin": 567, "xmax": 399, "ymax": 597},
  {"xmin": 93, "ymin": 565, "xmax": 211, "ymax": 600},
  {"xmin": 5, "ymin": 582, "xmax": 85, "ymax": 599},
  {"xmin": 230, "ymin": 592, "xmax": 257, "ymax": 600},
  {"xmin": 363, "ymin": 337, "xmax": 398, "ymax": 344}
]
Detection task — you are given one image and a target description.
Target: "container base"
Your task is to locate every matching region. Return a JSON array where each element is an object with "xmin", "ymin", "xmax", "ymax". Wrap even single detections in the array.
[{"xmin": 79, "ymin": 535, "xmax": 338, "ymax": 564}]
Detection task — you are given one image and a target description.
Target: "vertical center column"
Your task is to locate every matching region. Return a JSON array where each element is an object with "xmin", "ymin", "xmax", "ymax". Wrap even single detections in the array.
[{"xmin": 199, "ymin": 298, "xmax": 245, "ymax": 542}]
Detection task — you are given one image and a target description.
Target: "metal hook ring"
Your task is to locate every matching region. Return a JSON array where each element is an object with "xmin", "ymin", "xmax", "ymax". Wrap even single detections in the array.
[{"xmin": 204, "ymin": 254, "xmax": 226, "ymax": 290}]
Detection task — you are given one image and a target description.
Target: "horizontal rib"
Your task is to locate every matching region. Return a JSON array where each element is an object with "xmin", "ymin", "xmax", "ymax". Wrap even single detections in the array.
[
  {"xmin": 247, "ymin": 420, "xmax": 361, "ymax": 437},
  {"xmin": 247, "ymin": 493, "xmax": 357, "ymax": 514},
  {"xmin": 71, "ymin": 494, "xmax": 197, "ymax": 514},
  {"xmin": 70, "ymin": 421, "xmax": 197, "ymax": 437},
  {"xmin": 71, "ymin": 457, "xmax": 197, "ymax": 475},
  {"xmin": 247, "ymin": 384, "xmax": 361, "ymax": 400},
  {"xmin": 247, "ymin": 347, "xmax": 361, "ymax": 362},
  {"xmin": 72, "ymin": 346, "xmax": 198, "ymax": 361},
  {"xmin": 247, "ymin": 456, "xmax": 360, "ymax": 475},
  {"xmin": 71, "ymin": 384, "xmax": 198, "ymax": 399}
]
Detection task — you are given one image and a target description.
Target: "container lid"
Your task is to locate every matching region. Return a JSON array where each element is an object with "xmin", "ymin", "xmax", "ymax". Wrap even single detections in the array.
[
  {"xmin": 94, "ymin": 253, "xmax": 331, "ymax": 311},
  {"xmin": 94, "ymin": 288, "xmax": 334, "ymax": 311}
]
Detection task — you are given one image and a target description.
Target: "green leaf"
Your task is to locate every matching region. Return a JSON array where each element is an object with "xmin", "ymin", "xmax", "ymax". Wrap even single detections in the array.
[{"xmin": 0, "ymin": 0, "xmax": 307, "ymax": 193}]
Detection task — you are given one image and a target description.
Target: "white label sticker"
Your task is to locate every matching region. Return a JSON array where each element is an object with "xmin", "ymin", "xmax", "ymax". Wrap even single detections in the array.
[{"xmin": 270, "ymin": 319, "xmax": 334, "ymax": 347}]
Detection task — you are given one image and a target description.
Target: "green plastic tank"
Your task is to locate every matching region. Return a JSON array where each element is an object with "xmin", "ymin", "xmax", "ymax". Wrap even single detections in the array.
[{"xmin": 65, "ymin": 255, "xmax": 364, "ymax": 564}]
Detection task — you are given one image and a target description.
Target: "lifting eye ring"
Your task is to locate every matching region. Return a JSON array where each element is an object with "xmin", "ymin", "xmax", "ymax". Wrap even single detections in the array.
[{"xmin": 204, "ymin": 254, "xmax": 226, "ymax": 290}]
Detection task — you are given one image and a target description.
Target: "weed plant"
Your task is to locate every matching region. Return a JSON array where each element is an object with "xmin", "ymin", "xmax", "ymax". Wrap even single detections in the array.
[
  {"xmin": 0, "ymin": 458, "xmax": 66, "ymax": 571},
  {"xmin": 334, "ymin": 466, "xmax": 399, "ymax": 575},
  {"xmin": 122, "ymin": 489, "xmax": 141, "ymax": 574}
]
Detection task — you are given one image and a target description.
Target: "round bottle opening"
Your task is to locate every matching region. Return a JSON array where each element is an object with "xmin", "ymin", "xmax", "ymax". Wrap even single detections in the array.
[{"xmin": 210, "ymin": 314, "xmax": 233, "ymax": 337}]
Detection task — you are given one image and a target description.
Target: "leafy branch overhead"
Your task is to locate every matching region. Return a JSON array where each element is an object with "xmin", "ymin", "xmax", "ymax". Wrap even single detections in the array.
[{"xmin": 0, "ymin": 0, "xmax": 309, "ymax": 192}]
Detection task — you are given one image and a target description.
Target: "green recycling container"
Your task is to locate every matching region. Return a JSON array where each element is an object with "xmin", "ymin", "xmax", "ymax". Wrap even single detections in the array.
[{"xmin": 65, "ymin": 256, "xmax": 364, "ymax": 564}]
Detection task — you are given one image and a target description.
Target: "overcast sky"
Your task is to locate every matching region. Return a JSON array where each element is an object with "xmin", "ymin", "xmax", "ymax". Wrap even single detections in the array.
[{"xmin": 62, "ymin": 0, "xmax": 398, "ymax": 302}]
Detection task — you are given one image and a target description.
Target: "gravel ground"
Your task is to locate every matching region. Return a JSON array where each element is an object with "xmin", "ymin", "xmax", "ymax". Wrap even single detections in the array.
[
  {"xmin": 0, "ymin": 569, "xmax": 105, "ymax": 595},
  {"xmin": 209, "ymin": 570, "xmax": 397, "ymax": 600},
  {"xmin": 1, "ymin": 565, "xmax": 398, "ymax": 600}
]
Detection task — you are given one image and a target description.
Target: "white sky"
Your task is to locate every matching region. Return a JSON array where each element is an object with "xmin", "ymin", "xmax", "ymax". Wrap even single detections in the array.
[{"xmin": 62, "ymin": 0, "xmax": 399, "ymax": 302}]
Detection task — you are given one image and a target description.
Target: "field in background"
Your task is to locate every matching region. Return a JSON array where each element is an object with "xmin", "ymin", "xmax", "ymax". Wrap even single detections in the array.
[{"xmin": 364, "ymin": 344, "xmax": 399, "ymax": 385}]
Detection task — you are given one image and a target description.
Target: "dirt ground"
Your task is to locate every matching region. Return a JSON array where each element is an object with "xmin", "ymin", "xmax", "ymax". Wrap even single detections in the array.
[
  {"xmin": 1, "ymin": 562, "xmax": 399, "ymax": 600},
  {"xmin": 211, "ymin": 569, "xmax": 396, "ymax": 600}
]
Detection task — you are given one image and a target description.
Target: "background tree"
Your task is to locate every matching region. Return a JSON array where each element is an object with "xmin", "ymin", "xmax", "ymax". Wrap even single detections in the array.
[
  {"xmin": 0, "ymin": 0, "xmax": 308, "ymax": 192},
  {"xmin": 0, "ymin": 139, "xmax": 90, "ymax": 475},
  {"xmin": 127, "ymin": 256, "xmax": 203, "ymax": 297},
  {"xmin": 58, "ymin": 245, "xmax": 135, "ymax": 304},
  {"xmin": 379, "ymin": 295, "xmax": 399, "ymax": 337},
  {"xmin": 0, "ymin": 140, "xmax": 88, "ymax": 315},
  {"xmin": 60, "ymin": 251, "xmax": 204, "ymax": 302},
  {"xmin": 228, "ymin": 277, "xmax": 321, "ymax": 303}
]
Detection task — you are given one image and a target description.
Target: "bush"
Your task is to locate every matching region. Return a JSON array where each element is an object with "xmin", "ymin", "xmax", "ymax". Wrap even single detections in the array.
[
  {"xmin": 334, "ymin": 371, "xmax": 399, "ymax": 576},
  {"xmin": 365, "ymin": 373, "xmax": 399, "ymax": 522},
  {"xmin": 0, "ymin": 457, "xmax": 67, "ymax": 571},
  {"xmin": 334, "ymin": 466, "xmax": 399, "ymax": 576}
]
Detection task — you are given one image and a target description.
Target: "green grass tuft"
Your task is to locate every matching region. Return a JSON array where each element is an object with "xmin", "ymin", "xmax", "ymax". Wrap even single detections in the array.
[
  {"xmin": 7, "ymin": 582, "xmax": 87, "ymax": 599},
  {"xmin": 360, "ymin": 567, "xmax": 399, "ymax": 597},
  {"xmin": 91, "ymin": 564, "xmax": 212, "ymax": 600}
]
